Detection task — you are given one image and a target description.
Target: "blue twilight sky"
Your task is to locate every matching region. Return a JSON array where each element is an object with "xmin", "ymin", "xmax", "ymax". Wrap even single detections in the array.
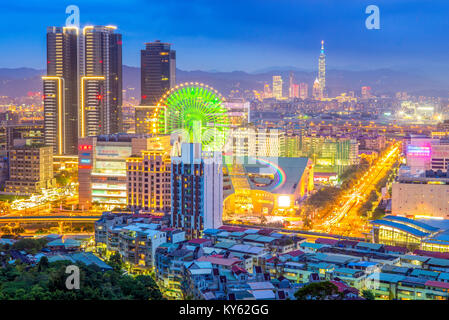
[{"xmin": 0, "ymin": 0, "xmax": 448, "ymax": 75}]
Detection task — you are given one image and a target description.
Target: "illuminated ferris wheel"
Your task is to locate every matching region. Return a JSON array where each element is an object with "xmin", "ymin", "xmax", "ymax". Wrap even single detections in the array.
[{"xmin": 153, "ymin": 82, "xmax": 230, "ymax": 151}]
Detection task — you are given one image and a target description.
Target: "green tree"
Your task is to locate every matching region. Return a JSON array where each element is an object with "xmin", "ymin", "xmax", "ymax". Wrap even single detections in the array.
[
  {"xmin": 294, "ymin": 281, "xmax": 343, "ymax": 300},
  {"xmin": 37, "ymin": 256, "xmax": 49, "ymax": 272},
  {"xmin": 108, "ymin": 252, "xmax": 123, "ymax": 271},
  {"xmin": 361, "ymin": 289, "xmax": 375, "ymax": 300}
]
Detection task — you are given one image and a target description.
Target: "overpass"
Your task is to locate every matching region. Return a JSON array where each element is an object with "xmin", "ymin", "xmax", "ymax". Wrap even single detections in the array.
[{"xmin": 0, "ymin": 215, "xmax": 101, "ymax": 223}]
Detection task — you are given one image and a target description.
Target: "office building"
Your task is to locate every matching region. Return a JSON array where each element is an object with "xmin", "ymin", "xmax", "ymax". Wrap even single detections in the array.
[
  {"xmin": 1, "ymin": 124, "xmax": 44, "ymax": 151},
  {"xmin": 312, "ymin": 78, "xmax": 321, "ymax": 99},
  {"xmin": 225, "ymin": 127, "xmax": 285, "ymax": 158},
  {"xmin": 299, "ymin": 135, "xmax": 359, "ymax": 175},
  {"xmin": 403, "ymin": 136, "xmax": 449, "ymax": 174},
  {"xmin": 171, "ymin": 143, "xmax": 223, "ymax": 239},
  {"xmin": 135, "ymin": 105, "xmax": 165, "ymax": 135},
  {"xmin": 288, "ymin": 72, "xmax": 297, "ymax": 98},
  {"xmin": 318, "ymin": 40, "xmax": 326, "ymax": 98},
  {"xmin": 126, "ymin": 148, "xmax": 171, "ymax": 213},
  {"xmin": 223, "ymin": 99, "xmax": 251, "ymax": 127},
  {"xmin": 291, "ymin": 84, "xmax": 300, "ymax": 99},
  {"xmin": 392, "ymin": 170, "xmax": 449, "ymax": 219},
  {"xmin": 5, "ymin": 140, "xmax": 55, "ymax": 194},
  {"xmin": 361, "ymin": 86, "xmax": 372, "ymax": 99},
  {"xmin": 263, "ymin": 84, "xmax": 272, "ymax": 99},
  {"xmin": 78, "ymin": 134, "xmax": 152, "ymax": 210},
  {"xmin": 299, "ymin": 83, "xmax": 308, "ymax": 100},
  {"xmin": 272, "ymin": 76, "xmax": 283, "ymax": 100},
  {"xmin": 140, "ymin": 40, "xmax": 176, "ymax": 105}
]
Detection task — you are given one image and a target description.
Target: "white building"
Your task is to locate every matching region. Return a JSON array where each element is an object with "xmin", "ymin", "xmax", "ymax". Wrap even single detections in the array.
[{"xmin": 171, "ymin": 143, "xmax": 223, "ymax": 239}]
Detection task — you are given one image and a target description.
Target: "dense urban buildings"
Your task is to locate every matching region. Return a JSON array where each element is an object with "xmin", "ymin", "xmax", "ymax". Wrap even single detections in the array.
[{"xmin": 3, "ymin": 1, "xmax": 449, "ymax": 304}]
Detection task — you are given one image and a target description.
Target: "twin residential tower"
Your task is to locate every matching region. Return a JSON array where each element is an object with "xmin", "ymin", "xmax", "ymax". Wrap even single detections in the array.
[{"xmin": 43, "ymin": 25, "xmax": 123, "ymax": 155}]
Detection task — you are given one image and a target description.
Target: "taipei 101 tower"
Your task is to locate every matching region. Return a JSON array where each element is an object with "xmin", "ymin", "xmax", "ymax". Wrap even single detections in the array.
[{"xmin": 318, "ymin": 40, "xmax": 326, "ymax": 98}]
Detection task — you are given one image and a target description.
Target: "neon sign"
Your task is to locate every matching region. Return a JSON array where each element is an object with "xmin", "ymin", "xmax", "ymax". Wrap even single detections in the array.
[{"xmin": 407, "ymin": 145, "xmax": 431, "ymax": 157}]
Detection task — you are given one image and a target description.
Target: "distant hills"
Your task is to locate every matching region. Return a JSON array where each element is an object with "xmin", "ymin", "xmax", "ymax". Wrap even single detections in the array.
[{"xmin": 0, "ymin": 66, "xmax": 447, "ymax": 98}]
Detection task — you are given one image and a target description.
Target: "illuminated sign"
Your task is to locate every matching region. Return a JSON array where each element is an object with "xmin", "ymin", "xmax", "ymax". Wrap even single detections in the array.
[
  {"xmin": 95, "ymin": 146, "xmax": 132, "ymax": 159},
  {"xmin": 278, "ymin": 195, "xmax": 291, "ymax": 208},
  {"xmin": 79, "ymin": 165, "xmax": 92, "ymax": 170},
  {"xmin": 316, "ymin": 158, "xmax": 333, "ymax": 166},
  {"xmin": 80, "ymin": 158, "xmax": 91, "ymax": 164},
  {"xmin": 79, "ymin": 144, "xmax": 93, "ymax": 151},
  {"xmin": 407, "ymin": 145, "xmax": 431, "ymax": 157}
]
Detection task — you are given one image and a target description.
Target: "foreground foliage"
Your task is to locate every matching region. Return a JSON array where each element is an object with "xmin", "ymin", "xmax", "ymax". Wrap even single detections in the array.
[{"xmin": 0, "ymin": 249, "xmax": 164, "ymax": 300}]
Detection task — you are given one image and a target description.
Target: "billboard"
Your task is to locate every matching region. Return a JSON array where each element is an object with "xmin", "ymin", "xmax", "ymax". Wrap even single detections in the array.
[
  {"xmin": 407, "ymin": 145, "xmax": 431, "ymax": 157},
  {"xmin": 95, "ymin": 145, "xmax": 132, "ymax": 159}
]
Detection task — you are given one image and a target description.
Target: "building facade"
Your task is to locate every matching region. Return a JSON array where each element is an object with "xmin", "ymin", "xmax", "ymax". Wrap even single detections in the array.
[
  {"xmin": 140, "ymin": 40, "xmax": 176, "ymax": 105},
  {"xmin": 5, "ymin": 142, "xmax": 55, "ymax": 194},
  {"xmin": 126, "ymin": 149, "xmax": 171, "ymax": 213},
  {"xmin": 318, "ymin": 40, "xmax": 326, "ymax": 98},
  {"xmin": 392, "ymin": 172, "xmax": 449, "ymax": 219},
  {"xmin": 81, "ymin": 26, "xmax": 123, "ymax": 137},
  {"xmin": 272, "ymin": 76, "xmax": 283, "ymax": 100},
  {"xmin": 171, "ymin": 143, "xmax": 223, "ymax": 239},
  {"xmin": 43, "ymin": 27, "xmax": 79, "ymax": 155},
  {"xmin": 78, "ymin": 134, "xmax": 151, "ymax": 209},
  {"xmin": 44, "ymin": 25, "xmax": 123, "ymax": 155}
]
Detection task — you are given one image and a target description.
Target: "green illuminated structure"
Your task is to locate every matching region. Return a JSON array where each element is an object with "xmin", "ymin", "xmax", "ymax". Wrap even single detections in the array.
[{"xmin": 156, "ymin": 83, "xmax": 230, "ymax": 151}]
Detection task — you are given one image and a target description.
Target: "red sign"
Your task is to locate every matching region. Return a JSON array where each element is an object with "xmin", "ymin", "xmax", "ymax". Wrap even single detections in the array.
[{"xmin": 79, "ymin": 145, "xmax": 93, "ymax": 151}]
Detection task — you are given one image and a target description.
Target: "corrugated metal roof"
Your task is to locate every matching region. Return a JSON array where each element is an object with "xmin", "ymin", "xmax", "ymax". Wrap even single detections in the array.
[{"xmin": 371, "ymin": 219, "xmax": 429, "ymax": 238}]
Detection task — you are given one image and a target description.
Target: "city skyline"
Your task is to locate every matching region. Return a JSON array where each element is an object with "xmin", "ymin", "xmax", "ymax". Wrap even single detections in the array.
[
  {"xmin": 1, "ymin": 0, "xmax": 449, "ymax": 79},
  {"xmin": 2, "ymin": 0, "xmax": 449, "ymax": 304}
]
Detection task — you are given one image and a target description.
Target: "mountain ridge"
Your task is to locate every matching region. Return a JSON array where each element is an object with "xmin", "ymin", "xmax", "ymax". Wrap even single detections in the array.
[{"xmin": 0, "ymin": 66, "xmax": 446, "ymax": 98}]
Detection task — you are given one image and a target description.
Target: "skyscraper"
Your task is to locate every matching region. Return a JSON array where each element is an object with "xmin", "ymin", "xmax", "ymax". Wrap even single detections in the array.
[
  {"xmin": 263, "ymin": 83, "xmax": 272, "ymax": 99},
  {"xmin": 318, "ymin": 40, "xmax": 326, "ymax": 98},
  {"xmin": 288, "ymin": 72, "xmax": 294, "ymax": 98},
  {"xmin": 272, "ymin": 75, "xmax": 283, "ymax": 100},
  {"xmin": 361, "ymin": 86, "xmax": 372, "ymax": 99},
  {"xmin": 44, "ymin": 25, "xmax": 123, "ymax": 155},
  {"xmin": 43, "ymin": 27, "xmax": 79, "ymax": 155},
  {"xmin": 171, "ymin": 142, "xmax": 223, "ymax": 239},
  {"xmin": 81, "ymin": 26, "xmax": 122, "ymax": 137},
  {"xmin": 291, "ymin": 84, "xmax": 300, "ymax": 98},
  {"xmin": 313, "ymin": 78, "xmax": 322, "ymax": 99},
  {"xmin": 140, "ymin": 40, "xmax": 176, "ymax": 106},
  {"xmin": 299, "ymin": 83, "xmax": 308, "ymax": 99}
]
